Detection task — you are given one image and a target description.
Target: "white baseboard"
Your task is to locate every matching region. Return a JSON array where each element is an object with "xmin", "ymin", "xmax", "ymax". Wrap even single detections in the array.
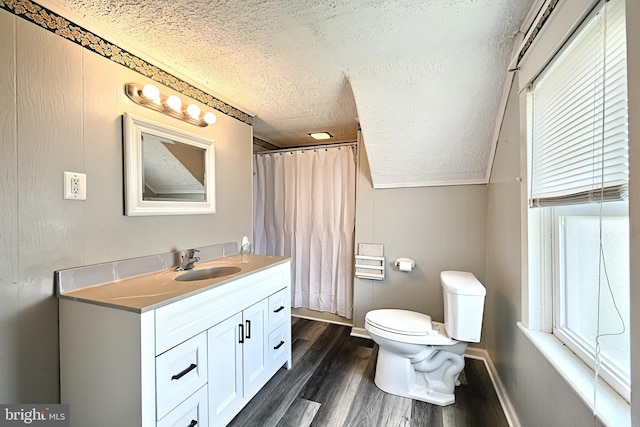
[
  {"xmin": 464, "ymin": 346, "xmax": 486, "ymax": 360},
  {"xmin": 291, "ymin": 312, "xmax": 352, "ymax": 327},
  {"xmin": 291, "ymin": 307, "xmax": 353, "ymax": 326},
  {"xmin": 350, "ymin": 327, "xmax": 370, "ymax": 339},
  {"xmin": 465, "ymin": 348, "xmax": 521, "ymax": 427}
]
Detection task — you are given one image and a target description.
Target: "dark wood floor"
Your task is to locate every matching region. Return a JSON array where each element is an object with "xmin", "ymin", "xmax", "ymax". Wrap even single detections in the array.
[{"xmin": 229, "ymin": 318, "xmax": 509, "ymax": 427}]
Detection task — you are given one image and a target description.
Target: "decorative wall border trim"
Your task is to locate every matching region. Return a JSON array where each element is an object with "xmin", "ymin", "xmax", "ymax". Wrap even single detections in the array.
[{"xmin": 0, "ymin": 0, "xmax": 253, "ymax": 126}]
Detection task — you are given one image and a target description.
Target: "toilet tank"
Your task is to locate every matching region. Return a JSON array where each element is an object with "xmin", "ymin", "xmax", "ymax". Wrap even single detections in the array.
[{"xmin": 440, "ymin": 271, "xmax": 486, "ymax": 342}]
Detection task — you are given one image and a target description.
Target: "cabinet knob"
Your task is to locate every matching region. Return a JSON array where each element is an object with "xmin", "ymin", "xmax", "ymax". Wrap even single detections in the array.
[
  {"xmin": 188, "ymin": 420, "xmax": 198, "ymax": 427},
  {"xmin": 274, "ymin": 340, "xmax": 285, "ymax": 350},
  {"xmin": 274, "ymin": 306, "xmax": 285, "ymax": 313}
]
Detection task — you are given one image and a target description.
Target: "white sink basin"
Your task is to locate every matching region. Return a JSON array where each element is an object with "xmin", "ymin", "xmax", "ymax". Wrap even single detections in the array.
[{"xmin": 175, "ymin": 266, "xmax": 241, "ymax": 282}]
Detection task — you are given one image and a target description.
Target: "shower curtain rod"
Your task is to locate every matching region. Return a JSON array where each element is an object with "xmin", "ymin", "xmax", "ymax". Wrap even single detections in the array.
[{"xmin": 256, "ymin": 141, "xmax": 357, "ymax": 154}]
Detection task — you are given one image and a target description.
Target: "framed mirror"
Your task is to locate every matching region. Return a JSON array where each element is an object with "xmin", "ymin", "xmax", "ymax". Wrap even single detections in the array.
[{"xmin": 122, "ymin": 113, "xmax": 216, "ymax": 216}]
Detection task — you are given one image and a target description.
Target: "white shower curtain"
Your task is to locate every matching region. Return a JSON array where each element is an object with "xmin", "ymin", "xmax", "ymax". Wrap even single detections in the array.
[{"xmin": 253, "ymin": 145, "xmax": 356, "ymax": 319}]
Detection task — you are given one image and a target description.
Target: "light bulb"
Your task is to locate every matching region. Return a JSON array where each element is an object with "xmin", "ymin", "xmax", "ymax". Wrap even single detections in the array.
[
  {"xmin": 203, "ymin": 112, "xmax": 217, "ymax": 125},
  {"xmin": 166, "ymin": 95, "xmax": 182, "ymax": 112},
  {"xmin": 186, "ymin": 104, "xmax": 201, "ymax": 119},
  {"xmin": 141, "ymin": 84, "xmax": 160, "ymax": 102}
]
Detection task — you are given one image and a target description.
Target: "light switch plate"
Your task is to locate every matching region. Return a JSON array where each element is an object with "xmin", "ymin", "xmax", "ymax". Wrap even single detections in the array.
[{"xmin": 64, "ymin": 171, "xmax": 87, "ymax": 200}]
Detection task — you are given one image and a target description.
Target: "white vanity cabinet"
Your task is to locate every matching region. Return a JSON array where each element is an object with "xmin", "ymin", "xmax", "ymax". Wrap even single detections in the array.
[
  {"xmin": 59, "ymin": 259, "xmax": 291, "ymax": 427},
  {"xmin": 208, "ymin": 287, "xmax": 290, "ymax": 426}
]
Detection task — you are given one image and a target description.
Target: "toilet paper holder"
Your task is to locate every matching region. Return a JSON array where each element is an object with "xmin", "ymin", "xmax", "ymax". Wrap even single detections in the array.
[{"xmin": 394, "ymin": 257, "xmax": 415, "ymax": 272}]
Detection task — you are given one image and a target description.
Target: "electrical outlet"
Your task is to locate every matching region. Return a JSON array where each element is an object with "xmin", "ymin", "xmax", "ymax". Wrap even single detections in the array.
[{"xmin": 64, "ymin": 171, "xmax": 87, "ymax": 200}]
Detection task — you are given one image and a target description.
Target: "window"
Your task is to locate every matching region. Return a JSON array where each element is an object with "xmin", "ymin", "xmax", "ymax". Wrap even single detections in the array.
[
  {"xmin": 552, "ymin": 202, "xmax": 629, "ymax": 394},
  {"xmin": 527, "ymin": 0, "xmax": 629, "ymax": 399}
]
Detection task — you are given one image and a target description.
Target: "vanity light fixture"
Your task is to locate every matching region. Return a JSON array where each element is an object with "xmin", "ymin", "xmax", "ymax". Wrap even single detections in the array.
[
  {"xmin": 309, "ymin": 132, "xmax": 332, "ymax": 140},
  {"xmin": 125, "ymin": 83, "xmax": 217, "ymax": 127}
]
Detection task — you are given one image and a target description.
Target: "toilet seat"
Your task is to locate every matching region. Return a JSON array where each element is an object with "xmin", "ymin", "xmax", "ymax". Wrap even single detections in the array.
[
  {"xmin": 365, "ymin": 309, "xmax": 456, "ymax": 346},
  {"xmin": 366, "ymin": 309, "xmax": 432, "ymax": 335}
]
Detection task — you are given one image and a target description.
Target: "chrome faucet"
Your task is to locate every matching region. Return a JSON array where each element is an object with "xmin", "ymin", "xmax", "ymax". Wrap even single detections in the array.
[{"xmin": 176, "ymin": 249, "xmax": 200, "ymax": 271}]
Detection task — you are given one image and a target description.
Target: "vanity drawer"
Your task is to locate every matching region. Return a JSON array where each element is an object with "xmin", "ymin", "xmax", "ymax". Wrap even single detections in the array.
[
  {"xmin": 268, "ymin": 288, "xmax": 290, "ymax": 331},
  {"xmin": 155, "ymin": 264, "xmax": 288, "ymax": 354},
  {"xmin": 156, "ymin": 332, "xmax": 207, "ymax": 420},
  {"xmin": 268, "ymin": 322, "xmax": 290, "ymax": 366},
  {"xmin": 157, "ymin": 385, "xmax": 208, "ymax": 427}
]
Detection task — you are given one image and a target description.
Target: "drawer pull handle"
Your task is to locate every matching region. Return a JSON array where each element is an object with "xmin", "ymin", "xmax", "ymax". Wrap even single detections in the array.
[
  {"xmin": 188, "ymin": 420, "xmax": 198, "ymax": 427},
  {"xmin": 274, "ymin": 340, "xmax": 285, "ymax": 350},
  {"xmin": 239, "ymin": 324, "xmax": 244, "ymax": 344},
  {"xmin": 274, "ymin": 305, "xmax": 285, "ymax": 313},
  {"xmin": 246, "ymin": 320, "xmax": 251, "ymax": 339},
  {"xmin": 171, "ymin": 363, "xmax": 197, "ymax": 380}
]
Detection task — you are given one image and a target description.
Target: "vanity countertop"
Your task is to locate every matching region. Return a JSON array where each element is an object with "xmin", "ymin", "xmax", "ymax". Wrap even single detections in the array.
[{"xmin": 58, "ymin": 254, "xmax": 289, "ymax": 313}]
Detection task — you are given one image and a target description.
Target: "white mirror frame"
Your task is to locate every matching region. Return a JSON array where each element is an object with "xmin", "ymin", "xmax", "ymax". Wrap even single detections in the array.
[{"xmin": 122, "ymin": 113, "xmax": 216, "ymax": 216}]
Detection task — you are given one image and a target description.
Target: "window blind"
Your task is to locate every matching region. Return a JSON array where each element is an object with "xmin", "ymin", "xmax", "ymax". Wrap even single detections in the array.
[{"xmin": 529, "ymin": 0, "xmax": 628, "ymax": 208}]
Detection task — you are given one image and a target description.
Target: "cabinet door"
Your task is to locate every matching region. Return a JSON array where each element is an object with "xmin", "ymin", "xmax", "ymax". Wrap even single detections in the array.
[
  {"xmin": 208, "ymin": 312, "xmax": 243, "ymax": 425},
  {"xmin": 242, "ymin": 298, "xmax": 269, "ymax": 398}
]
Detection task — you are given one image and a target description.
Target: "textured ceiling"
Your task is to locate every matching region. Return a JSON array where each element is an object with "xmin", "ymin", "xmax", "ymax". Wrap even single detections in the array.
[{"xmin": 42, "ymin": 0, "xmax": 534, "ymax": 187}]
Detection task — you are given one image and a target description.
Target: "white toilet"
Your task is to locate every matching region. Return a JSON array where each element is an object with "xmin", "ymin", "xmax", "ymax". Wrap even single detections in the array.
[{"xmin": 364, "ymin": 270, "xmax": 486, "ymax": 406}]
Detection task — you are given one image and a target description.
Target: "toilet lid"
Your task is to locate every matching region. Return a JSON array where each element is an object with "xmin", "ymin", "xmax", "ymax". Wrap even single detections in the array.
[{"xmin": 366, "ymin": 309, "xmax": 432, "ymax": 336}]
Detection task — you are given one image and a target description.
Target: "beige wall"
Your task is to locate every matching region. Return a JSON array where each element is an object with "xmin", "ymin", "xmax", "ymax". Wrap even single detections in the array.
[
  {"xmin": 353, "ymin": 132, "xmax": 488, "ymax": 336},
  {"xmin": 0, "ymin": 10, "xmax": 253, "ymax": 403}
]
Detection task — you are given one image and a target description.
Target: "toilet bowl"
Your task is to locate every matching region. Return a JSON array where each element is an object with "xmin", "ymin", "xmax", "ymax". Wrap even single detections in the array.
[{"xmin": 364, "ymin": 271, "xmax": 486, "ymax": 406}]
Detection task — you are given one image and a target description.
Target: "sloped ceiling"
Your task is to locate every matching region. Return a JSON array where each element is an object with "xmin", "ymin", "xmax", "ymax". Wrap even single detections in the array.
[{"xmin": 42, "ymin": 0, "xmax": 534, "ymax": 188}]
